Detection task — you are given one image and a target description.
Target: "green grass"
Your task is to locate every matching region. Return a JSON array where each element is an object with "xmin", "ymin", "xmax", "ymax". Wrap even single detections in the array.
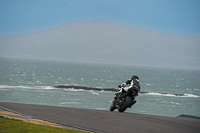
[{"xmin": 0, "ymin": 116, "xmax": 89, "ymax": 133}]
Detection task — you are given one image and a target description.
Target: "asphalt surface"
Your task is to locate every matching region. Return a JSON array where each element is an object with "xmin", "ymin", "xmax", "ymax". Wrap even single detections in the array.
[
  {"xmin": 0, "ymin": 106, "xmax": 67, "ymax": 128},
  {"xmin": 0, "ymin": 102, "xmax": 200, "ymax": 133}
]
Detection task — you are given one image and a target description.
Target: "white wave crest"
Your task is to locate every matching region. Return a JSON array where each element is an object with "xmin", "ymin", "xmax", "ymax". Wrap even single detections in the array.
[
  {"xmin": 43, "ymin": 86, "xmax": 55, "ymax": 90},
  {"xmin": 145, "ymin": 92, "xmax": 199, "ymax": 98},
  {"xmin": 183, "ymin": 94, "xmax": 199, "ymax": 98},
  {"xmin": 0, "ymin": 85, "xmax": 55, "ymax": 90},
  {"xmin": 60, "ymin": 102, "xmax": 80, "ymax": 105},
  {"xmin": 91, "ymin": 91, "xmax": 100, "ymax": 95},
  {"xmin": 95, "ymin": 108, "xmax": 106, "ymax": 110},
  {"xmin": 171, "ymin": 102, "xmax": 180, "ymax": 105},
  {"xmin": 0, "ymin": 85, "xmax": 32, "ymax": 89},
  {"xmin": 64, "ymin": 88, "xmax": 84, "ymax": 91}
]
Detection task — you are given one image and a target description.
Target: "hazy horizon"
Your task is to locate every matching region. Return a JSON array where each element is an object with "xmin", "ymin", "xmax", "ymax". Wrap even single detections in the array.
[
  {"xmin": 1, "ymin": 1, "xmax": 200, "ymax": 69},
  {"xmin": 0, "ymin": 20, "xmax": 199, "ymax": 69}
]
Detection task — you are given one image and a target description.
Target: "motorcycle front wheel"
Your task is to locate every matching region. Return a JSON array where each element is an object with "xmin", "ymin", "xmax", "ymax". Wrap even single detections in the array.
[
  {"xmin": 110, "ymin": 100, "xmax": 116, "ymax": 111},
  {"xmin": 110, "ymin": 103, "xmax": 116, "ymax": 111},
  {"xmin": 118, "ymin": 96, "xmax": 132, "ymax": 112}
]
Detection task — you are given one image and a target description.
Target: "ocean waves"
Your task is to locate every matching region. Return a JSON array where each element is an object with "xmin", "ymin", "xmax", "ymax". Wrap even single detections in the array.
[
  {"xmin": 0, "ymin": 85, "xmax": 55, "ymax": 90},
  {"xmin": 142, "ymin": 92, "xmax": 199, "ymax": 98},
  {"xmin": 1, "ymin": 85, "xmax": 198, "ymax": 98},
  {"xmin": 54, "ymin": 85, "xmax": 200, "ymax": 98}
]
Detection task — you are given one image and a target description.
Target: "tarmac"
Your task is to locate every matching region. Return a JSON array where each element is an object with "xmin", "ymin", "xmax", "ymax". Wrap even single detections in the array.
[
  {"xmin": 0, "ymin": 102, "xmax": 200, "ymax": 133},
  {"xmin": 0, "ymin": 105, "xmax": 72, "ymax": 130}
]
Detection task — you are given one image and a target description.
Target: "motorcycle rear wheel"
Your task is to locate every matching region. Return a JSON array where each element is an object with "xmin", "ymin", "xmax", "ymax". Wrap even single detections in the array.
[{"xmin": 118, "ymin": 96, "xmax": 132, "ymax": 112}]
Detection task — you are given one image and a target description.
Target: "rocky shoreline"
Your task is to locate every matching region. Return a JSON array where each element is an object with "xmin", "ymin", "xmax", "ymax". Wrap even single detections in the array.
[
  {"xmin": 54, "ymin": 85, "xmax": 118, "ymax": 92},
  {"xmin": 53, "ymin": 85, "xmax": 185, "ymax": 96}
]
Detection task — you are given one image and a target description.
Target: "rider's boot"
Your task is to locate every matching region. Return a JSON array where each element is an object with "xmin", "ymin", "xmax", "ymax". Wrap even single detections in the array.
[
  {"xmin": 115, "ymin": 104, "xmax": 119, "ymax": 109},
  {"xmin": 129, "ymin": 99, "xmax": 137, "ymax": 108}
]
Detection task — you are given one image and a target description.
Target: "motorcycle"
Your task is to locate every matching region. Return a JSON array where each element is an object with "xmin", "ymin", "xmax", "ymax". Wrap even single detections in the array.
[{"xmin": 110, "ymin": 87, "xmax": 138, "ymax": 112}]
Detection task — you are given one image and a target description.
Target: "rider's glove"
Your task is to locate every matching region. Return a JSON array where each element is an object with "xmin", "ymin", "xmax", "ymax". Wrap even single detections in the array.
[
  {"xmin": 121, "ymin": 83, "xmax": 126, "ymax": 87},
  {"xmin": 118, "ymin": 83, "xmax": 126, "ymax": 88}
]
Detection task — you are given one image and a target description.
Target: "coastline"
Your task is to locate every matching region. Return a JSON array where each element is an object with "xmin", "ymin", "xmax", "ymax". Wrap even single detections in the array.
[{"xmin": 54, "ymin": 85, "xmax": 186, "ymax": 96}]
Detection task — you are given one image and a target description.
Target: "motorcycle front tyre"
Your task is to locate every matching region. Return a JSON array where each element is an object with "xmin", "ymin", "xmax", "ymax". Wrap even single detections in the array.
[
  {"xmin": 110, "ymin": 100, "xmax": 116, "ymax": 111},
  {"xmin": 118, "ymin": 96, "xmax": 132, "ymax": 112},
  {"xmin": 110, "ymin": 104, "xmax": 116, "ymax": 111}
]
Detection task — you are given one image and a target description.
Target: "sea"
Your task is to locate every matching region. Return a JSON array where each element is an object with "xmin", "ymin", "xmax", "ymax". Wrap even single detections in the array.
[{"xmin": 0, "ymin": 57, "xmax": 200, "ymax": 117}]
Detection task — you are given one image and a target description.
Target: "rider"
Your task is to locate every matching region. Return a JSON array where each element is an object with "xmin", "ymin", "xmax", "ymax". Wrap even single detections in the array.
[{"xmin": 118, "ymin": 75, "xmax": 140, "ymax": 106}]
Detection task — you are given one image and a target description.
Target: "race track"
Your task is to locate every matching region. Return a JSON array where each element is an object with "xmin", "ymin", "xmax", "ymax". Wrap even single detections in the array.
[{"xmin": 0, "ymin": 102, "xmax": 200, "ymax": 133}]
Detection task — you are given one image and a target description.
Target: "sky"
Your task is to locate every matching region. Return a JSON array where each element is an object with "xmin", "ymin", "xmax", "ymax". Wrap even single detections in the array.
[{"xmin": 0, "ymin": 0, "xmax": 200, "ymax": 35}]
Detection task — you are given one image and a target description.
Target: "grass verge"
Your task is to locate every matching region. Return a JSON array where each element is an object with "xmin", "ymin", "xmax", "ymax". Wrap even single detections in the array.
[{"xmin": 0, "ymin": 116, "xmax": 89, "ymax": 133}]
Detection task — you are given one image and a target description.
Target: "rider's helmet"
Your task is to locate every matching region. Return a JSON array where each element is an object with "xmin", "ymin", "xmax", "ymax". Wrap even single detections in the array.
[{"xmin": 132, "ymin": 75, "xmax": 139, "ymax": 80}]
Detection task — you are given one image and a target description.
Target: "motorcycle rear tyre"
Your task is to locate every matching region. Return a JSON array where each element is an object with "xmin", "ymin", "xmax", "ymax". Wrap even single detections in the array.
[{"xmin": 118, "ymin": 96, "xmax": 132, "ymax": 112}]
